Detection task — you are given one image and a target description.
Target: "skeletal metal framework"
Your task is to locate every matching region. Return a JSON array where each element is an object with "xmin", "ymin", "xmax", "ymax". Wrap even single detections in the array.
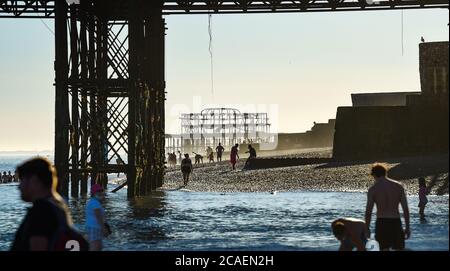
[
  {"xmin": 0, "ymin": 0, "xmax": 447, "ymax": 198},
  {"xmin": 0, "ymin": 1, "xmax": 448, "ymax": 17},
  {"xmin": 53, "ymin": 0, "xmax": 166, "ymax": 198},
  {"xmin": 180, "ymin": 108, "xmax": 271, "ymax": 152}
]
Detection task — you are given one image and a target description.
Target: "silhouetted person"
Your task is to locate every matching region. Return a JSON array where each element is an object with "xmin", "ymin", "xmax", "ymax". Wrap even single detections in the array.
[
  {"xmin": 418, "ymin": 177, "xmax": 428, "ymax": 221},
  {"xmin": 167, "ymin": 152, "xmax": 177, "ymax": 167},
  {"xmin": 13, "ymin": 170, "xmax": 18, "ymax": 182},
  {"xmin": 7, "ymin": 171, "xmax": 13, "ymax": 183},
  {"xmin": 208, "ymin": 151, "xmax": 214, "ymax": 163},
  {"xmin": 216, "ymin": 143, "xmax": 225, "ymax": 162},
  {"xmin": 365, "ymin": 163, "xmax": 410, "ymax": 251},
  {"xmin": 2, "ymin": 171, "xmax": 6, "ymax": 183},
  {"xmin": 244, "ymin": 144, "xmax": 257, "ymax": 169},
  {"xmin": 332, "ymin": 218, "xmax": 368, "ymax": 251},
  {"xmin": 421, "ymin": 36, "xmax": 425, "ymax": 43},
  {"xmin": 11, "ymin": 157, "xmax": 77, "ymax": 251},
  {"xmin": 116, "ymin": 157, "xmax": 124, "ymax": 178},
  {"xmin": 206, "ymin": 146, "xmax": 213, "ymax": 156},
  {"xmin": 181, "ymin": 154, "xmax": 193, "ymax": 186},
  {"xmin": 177, "ymin": 150, "xmax": 182, "ymax": 164},
  {"xmin": 230, "ymin": 144, "xmax": 239, "ymax": 170}
]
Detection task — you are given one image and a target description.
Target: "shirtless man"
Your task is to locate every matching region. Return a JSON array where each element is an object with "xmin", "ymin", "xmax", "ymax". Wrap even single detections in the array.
[
  {"xmin": 331, "ymin": 218, "xmax": 368, "ymax": 251},
  {"xmin": 365, "ymin": 163, "xmax": 410, "ymax": 251}
]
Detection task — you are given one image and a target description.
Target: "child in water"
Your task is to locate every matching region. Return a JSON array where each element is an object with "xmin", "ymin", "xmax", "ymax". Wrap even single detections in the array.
[{"xmin": 418, "ymin": 177, "xmax": 428, "ymax": 221}]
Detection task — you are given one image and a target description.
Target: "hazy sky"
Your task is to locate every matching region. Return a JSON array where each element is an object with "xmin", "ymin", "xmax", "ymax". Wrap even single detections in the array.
[{"xmin": 0, "ymin": 9, "xmax": 448, "ymax": 151}]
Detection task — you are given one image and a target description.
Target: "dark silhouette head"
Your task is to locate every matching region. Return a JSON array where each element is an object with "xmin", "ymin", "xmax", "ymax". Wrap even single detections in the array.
[
  {"xmin": 16, "ymin": 157, "xmax": 58, "ymax": 202},
  {"xmin": 371, "ymin": 163, "xmax": 387, "ymax": 178},
  {"xmin": 419, "ymin": 177, "xmax": 426, "ymax": 188},
  {"xmin": 218, "ymin": 142, "xmax": 222, "ymax": 146},
  {"xmin": 235, "ymin": 143, "xmax": 239, "ymax": 147},
  {"xmin": 248, "ymin": 144, "xmax": 252, "ymax": 149},
  {"xmin": 332, "ymin": 221, "xmax": 346, "ymax": 241},
  {"xmin": 184, "ymin": 153, "xmax": 189, "ymax": 158}
]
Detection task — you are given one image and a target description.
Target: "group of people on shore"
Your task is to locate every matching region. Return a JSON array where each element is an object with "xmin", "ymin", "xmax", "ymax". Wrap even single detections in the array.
[
  {"xmin": 0, "ymin": 171, "xmax": 17, "ymax": 183},
  {"xmin": 9, "ymin": 157, "xmax": 429, "ymax": 251},
  {"xmin": 10, "ymin": 157, "xmax": 109, "ymax": 251},
  {"xmin": 178, "ymin": 143, "xmax": 257, "ymax": 186},
  {"xmin": 331, "ymin": 163, "xmax": 428, "ymax": 251}
]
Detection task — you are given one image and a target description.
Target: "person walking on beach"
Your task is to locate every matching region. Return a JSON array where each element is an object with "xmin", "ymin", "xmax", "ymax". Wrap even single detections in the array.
[
  {"xmin": 418, "ymin": 177, "xmax": 428, "ymax": 221},
  {"xmin": 365, "ymin": 163, "xmax": 410, "ymax": 251},
  {"xmin": 230, "ymin": 144, "xmax": 239, "ymax": 170},
  {"xmin": 85, "ymin": 184, "xmax": 109, "ymax": 251},
  {"xmin": 177, "ymin": 150, "xmax": 182, "ymax": 164},
  {"xmin": 206, "ymin": 146, "xmax": 213, "ymax": 157},
  {"xmin": 244, "ymin": 144, "xmax": 257, "ymax": 169},
  {"xmin": 11, "ymin": 157, "xmax": 85, "ymax": 251},
  {"xmin": 216, "ymin": 143, "xmax": 225, "ymax": 162},
  {"xmin": 181, "ymin": 154, "xmax": 193, "ymax": 186},
  {"xmin": 331, "ymin": 218, "xmax": 368, "ymax": 251}
]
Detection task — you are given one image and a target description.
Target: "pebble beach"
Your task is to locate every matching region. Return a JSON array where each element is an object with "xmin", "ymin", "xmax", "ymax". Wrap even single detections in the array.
[{"xmin": 163, "ymin": 148, "xmax": 449, "ymax": 195}]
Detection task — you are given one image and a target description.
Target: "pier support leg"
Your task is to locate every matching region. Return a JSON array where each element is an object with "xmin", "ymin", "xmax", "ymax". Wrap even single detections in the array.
[{"xmin": 55, "ymin": 0, "xmax": 70, "ymax": 197}]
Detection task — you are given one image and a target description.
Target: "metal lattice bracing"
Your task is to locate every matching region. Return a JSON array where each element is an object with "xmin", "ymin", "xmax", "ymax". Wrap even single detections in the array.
[
  {"xmin": 50, "ymin": 0, "xmax": 166, "ymax": 197},
  {"xmin": 0, "ymin": 1, "xmax": 448, "ymax": 18}
]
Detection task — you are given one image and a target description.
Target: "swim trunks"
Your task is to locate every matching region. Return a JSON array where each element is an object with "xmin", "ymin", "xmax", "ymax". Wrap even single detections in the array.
[{"xmin": 375, "ymin": 218, "xmax": 405, "ymax": 250}]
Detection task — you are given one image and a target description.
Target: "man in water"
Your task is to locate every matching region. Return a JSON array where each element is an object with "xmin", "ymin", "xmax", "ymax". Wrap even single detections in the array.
[
  {"xmin": 11, "ymin": 157, "xmax": 75, "ymax": 251},
  {"xmin": 365, "ymin": 163, "xmax": 410, "ymax": 251},
  {"xmin": 215, "ymin": 143, "xmax": 225, "ymax": 162},
  {"xmin": 331, "ymin": 218, "xmax": 368, "ymax": 251}
]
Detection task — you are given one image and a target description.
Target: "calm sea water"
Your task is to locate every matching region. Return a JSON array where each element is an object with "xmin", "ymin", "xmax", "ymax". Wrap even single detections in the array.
[{"xmin": 0, "ymin": 155, "xmax": 448, "ymax": 251}]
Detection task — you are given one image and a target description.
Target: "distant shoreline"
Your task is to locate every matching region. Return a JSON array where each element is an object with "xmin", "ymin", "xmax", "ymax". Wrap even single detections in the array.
[{"xmin": 0, "ymin": 151, "xmax": 53, "ymax": 155}]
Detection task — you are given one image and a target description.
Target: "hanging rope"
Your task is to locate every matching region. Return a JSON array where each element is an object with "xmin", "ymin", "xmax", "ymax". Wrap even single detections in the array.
[
  {"xmin": 208, "ymin": 14, "xmax": 214, "ymax": 97},
  {"xmin": 401, "ymin": 10, "xmax": 404, "ymax": 56}
]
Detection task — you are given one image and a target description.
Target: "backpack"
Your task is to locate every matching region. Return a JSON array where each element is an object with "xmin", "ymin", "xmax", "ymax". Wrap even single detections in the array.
[{"xmin": 47, "ymin": 199, "xmax": 90, "ymax": 251}]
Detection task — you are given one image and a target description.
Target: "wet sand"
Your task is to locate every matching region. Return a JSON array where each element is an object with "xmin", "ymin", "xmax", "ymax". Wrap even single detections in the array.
[{"xmin": 163, "ymin": 149, "xmax": 449, "ymax": 195}]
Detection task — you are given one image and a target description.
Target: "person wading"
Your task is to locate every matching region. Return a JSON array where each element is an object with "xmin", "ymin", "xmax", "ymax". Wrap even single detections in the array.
[
  {"xmin": 85, "ymin": 184, "xmax": 109, "ymax": 251},
  {"xmin": 365, "ymin": 163, "xmax": 410, "ymax": 251}
]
